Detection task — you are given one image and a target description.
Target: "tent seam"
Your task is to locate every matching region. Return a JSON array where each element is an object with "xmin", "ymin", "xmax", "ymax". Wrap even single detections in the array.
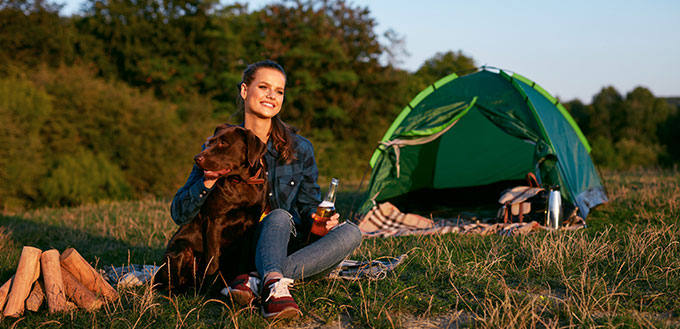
[{"xmin": 512, "ymin": 73, "xmax": 592, "ymax": 153}]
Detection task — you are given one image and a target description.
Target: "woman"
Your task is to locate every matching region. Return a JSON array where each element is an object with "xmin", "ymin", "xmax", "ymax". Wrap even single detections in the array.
[{"xmin": 170, "ymin": 60, "xmax": 363, "ymax": 319}]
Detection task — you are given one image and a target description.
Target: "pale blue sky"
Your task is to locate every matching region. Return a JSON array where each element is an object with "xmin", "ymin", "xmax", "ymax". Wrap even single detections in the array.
[{"xmin": 59, "ymin": 0, "xmax": 680, "ymax": 102}]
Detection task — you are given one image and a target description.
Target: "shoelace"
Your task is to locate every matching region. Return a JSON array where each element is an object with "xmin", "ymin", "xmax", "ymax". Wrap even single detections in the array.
[{"xmin": 265, "ymin": 278, "xmax": 294, "ymax": 301}]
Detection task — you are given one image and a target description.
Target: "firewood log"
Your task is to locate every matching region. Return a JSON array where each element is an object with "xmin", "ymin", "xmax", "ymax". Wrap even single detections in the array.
[
  {"xmin": 60, "ymin": 248, "xmax": 118, "ymax": 301},
  {"xmin": 3, "ymin": 246, "xmax": 41, "ymax": 317},
  {"xmin": 61, "ymin": 268, "xmax": 102, "ymax": 311},
  {"xmin": 25, "ymin": 280, "xmax": 45, "ymax": 312},
  {"xmin": 41, "ymin": 249, "xmax": 67, "ymax": 313},
  {"xmin": 65, "ymin": 301, "xmax": 77, "ymax": 311},
  {"xmin": 0, "ymin": 276, "xmax": 15, "ymax": 312}
]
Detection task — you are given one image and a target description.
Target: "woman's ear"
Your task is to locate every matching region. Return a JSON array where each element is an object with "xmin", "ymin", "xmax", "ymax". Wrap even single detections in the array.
[{"xmin": 240, "ymin": 83, "xmax": 248, "ymax": 101}]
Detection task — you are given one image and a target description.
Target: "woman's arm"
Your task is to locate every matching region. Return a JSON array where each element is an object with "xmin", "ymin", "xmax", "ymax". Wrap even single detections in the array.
[
  {"xmin": 294, "ymin": 138, "xmax": 322, "ymax": 227},
  {"xmin": 170, "ymin": 163, "xmax": 214, "ymax": 225}
]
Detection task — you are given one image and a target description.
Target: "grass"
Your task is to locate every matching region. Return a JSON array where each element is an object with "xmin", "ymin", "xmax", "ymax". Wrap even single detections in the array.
[{"xmin": 0, "ymin": 168, "xmax": 679, "ymax": 328}]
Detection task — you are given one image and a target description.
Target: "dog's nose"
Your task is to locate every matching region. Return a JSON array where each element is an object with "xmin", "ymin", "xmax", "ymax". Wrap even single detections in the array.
[{"xmin": 195, "ymin": 155, "xmax": 204, "ymax": 164}]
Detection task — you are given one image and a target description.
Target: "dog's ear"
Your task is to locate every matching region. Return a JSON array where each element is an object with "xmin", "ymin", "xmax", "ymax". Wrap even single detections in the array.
[
  {"xmin": 204, "ymin": 124, "xmax": 233, "ymax": 148},
  {"xmin": 213, "ymin": 123, "xmax": 232, "ymax": 136},
  {"xmin": 243, "ymin": 128, "xmax": 267, "ymax": 167}
]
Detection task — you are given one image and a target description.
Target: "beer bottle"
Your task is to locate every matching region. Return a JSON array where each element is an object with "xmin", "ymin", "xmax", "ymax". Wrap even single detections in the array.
[{"xmin": 308, "ymin": 178, "xmax": 338, "ymax": 241}]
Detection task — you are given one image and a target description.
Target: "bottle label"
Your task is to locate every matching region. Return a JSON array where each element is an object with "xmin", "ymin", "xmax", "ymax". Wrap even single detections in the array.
[{"xmin": 318, "ymin": 200, "xmax": 334, "ymax": 208}]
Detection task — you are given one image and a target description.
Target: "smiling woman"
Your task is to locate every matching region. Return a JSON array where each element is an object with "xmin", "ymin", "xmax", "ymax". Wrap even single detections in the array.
[
  {"xmin": 236, "ymin": 61, "xmax": 298, "ymax": 167},
  {"xmin": 168, "ymin": 60, "xmax": 363, "ymax": 320}
]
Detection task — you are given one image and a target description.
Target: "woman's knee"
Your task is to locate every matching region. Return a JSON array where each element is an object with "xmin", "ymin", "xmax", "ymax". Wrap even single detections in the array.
[
  {"xmin": 261, "ymin": 209, "xmax": 293, "ymax": 228},
  {"xmin": 337, "ymin": 221, "xmax": 362, "ymax": 250}
]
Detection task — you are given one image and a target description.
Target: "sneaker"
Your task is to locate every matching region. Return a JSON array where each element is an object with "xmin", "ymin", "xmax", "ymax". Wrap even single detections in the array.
[
  {"xmin": 221, "ymin": 273, "xmax": 260, "ymax": 306},
  {"xmin": 261, "ymin": 278, "xmax": 301, "ymax": 319}
]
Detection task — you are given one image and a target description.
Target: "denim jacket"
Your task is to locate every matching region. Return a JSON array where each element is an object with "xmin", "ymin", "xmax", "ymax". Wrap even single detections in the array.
[{"xmin": 170, "ymin": 132, "xmax": 322, "ymax": 237}]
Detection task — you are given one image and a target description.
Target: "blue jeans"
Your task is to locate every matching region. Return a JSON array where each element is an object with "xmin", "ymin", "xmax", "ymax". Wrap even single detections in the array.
[{"xmin": 255, "ymin": 209, "xmax": 362, "ymax": 280}]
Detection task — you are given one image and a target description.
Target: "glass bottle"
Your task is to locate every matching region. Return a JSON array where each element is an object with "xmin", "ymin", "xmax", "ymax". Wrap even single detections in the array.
[{"xmin": 309, "ymin": 178, "xmax": 338, "ymax": 240}]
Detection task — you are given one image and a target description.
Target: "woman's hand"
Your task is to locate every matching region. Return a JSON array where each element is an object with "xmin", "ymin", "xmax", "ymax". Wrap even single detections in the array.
[{"xmin": 312, "ymin": 212, "xmax": 341, "ymax": 231}]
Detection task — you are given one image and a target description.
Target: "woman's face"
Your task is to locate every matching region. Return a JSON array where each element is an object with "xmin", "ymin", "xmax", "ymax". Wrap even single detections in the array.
[{"xmin": 241, "ymin": 68, "xmax": 286, "ymax": 119}]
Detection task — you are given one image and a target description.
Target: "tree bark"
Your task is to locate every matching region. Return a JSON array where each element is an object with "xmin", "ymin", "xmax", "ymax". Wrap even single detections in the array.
[
  {"xmin": 25, "ymin": 280, "xmax": 45, "ymax": 312},
  {"xmin": 61, "ymin": 268, "xmax": 102, "ymax": 311},
  {"xmin": 41, "ymin": 249, "xmax": 67, "ymax": 313}
]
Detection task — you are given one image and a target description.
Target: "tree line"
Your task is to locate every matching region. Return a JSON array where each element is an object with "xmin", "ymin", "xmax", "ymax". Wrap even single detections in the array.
[{"xmin": 0, "ymin": 0, "xmax": 677, "ymax": 209}]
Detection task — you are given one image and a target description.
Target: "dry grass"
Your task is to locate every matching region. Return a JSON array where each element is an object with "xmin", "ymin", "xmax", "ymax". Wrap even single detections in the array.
[{"xmin": 0, "ymin": 169, "xmax": 679, "ymax": 328}]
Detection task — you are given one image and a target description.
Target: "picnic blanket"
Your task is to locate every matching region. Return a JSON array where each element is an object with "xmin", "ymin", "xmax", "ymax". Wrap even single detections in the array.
[
  {"xmin": 327, "ymin": 254, "xmax": 407, "ymax": 280},
  {"xmin": 102, "ymin": 254, "xmax": 408, "ymax": 287},
  {"xmin": 103, "ymin": 264, "xmax": 160, "ymax": 287},
  {"xmin": 358, "ymin": 202, "xmax": 585, "ymax": 238}
]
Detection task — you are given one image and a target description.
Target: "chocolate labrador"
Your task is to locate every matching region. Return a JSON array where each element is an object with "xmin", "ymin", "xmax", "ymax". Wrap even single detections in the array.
[{"xmin": 155, "ymin": 124, "xmax": 267, "ymax": 291}]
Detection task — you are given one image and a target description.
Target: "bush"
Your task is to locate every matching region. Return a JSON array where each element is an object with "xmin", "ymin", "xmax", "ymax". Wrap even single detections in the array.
[
  {"xmin": 614, "ymin": 138, "xmax": 663, "ymax": 169},
  {"xmin": 0, "ymin": 65, "xmax": 218, "ymax": 209},
  {"xmin": 590, "ymin": 135, "xmax": 663, "ymax": 170},
  {"xmin": 30, "ymin": 65, "xmax": 197, "ymax": 197},
  {"xmin": 39, "ymin": 150, "xmax": 130, "ymax": 206},
  {"xmin": 0, "ymin": 76, "xmax": 51, "ymax": 209}
]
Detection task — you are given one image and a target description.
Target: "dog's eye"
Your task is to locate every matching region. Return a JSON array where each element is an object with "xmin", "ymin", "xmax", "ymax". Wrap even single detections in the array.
[{"xmin": 219, "ymin": 140, "xmax": 228, "ymax": 147}]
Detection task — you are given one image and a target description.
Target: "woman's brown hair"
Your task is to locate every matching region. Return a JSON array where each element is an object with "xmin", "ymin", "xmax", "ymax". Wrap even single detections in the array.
[{"xmin": 238, "ymin": 60, "xmax": 298, "ymax": 163}]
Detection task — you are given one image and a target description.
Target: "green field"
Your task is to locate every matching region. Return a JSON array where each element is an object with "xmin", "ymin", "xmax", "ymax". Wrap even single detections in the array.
[{"xmin": 0, "ymin": 169, "xmax": 678, "ymax": 328}]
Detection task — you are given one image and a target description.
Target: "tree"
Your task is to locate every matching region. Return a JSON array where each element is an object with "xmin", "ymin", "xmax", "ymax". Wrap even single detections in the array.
[
  {"xmin": 0, "ymin": 0, "xmax": 75, "ymax": 67},
  {"xmin": 563, "ymin": 99, "xmax": 590, "ymax": 137},
  {"xmin": 414, "ymin": 50, "xmax": 476, "ymax": 87},
  {"xmin": 74, "ymin": 0, "xmax": 245, "ymax": 101},
  {"xmin": 242, "ymin": 0, "xmax": 412, "ymax": 178},
  {"xmin": 588, "ymin": 86, "xmax": 622, "ymax": 141},
  {"xmin": 659, "ymin": 104, "xmax": 680, "ymax": 164},
  {"xmin": 618, "ymin": 87, "xmax": 670, "ymax": 144}
]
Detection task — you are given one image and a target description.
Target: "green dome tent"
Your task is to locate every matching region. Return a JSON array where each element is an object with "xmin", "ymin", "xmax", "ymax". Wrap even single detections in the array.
[{"xmin": 358, "ymin": 68, "xmax": 607, "ymax": 219}]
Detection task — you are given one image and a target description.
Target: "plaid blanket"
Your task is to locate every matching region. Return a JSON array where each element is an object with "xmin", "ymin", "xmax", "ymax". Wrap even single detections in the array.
[
  {"xmin": 358, "ymin": 202, "xmax": 584, "ymax": 238},
  {"xmin": 102, "ymin": 256, "xmax": 407, "ymax": 286},
  {"xmin": 327, "ymin": 254, "xmax": 407, "ymax": 281}
]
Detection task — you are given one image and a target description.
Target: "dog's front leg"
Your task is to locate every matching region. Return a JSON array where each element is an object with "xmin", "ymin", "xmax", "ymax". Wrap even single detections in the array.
[{"xmin": 204, "ymin": 216, "xmax": 225, "ymax": 276}]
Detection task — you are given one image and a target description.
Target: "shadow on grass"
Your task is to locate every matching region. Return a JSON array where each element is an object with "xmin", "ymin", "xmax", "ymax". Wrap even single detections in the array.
[{"xmin": 0, "ymin": 213, "xmax": 165, "ymax": 281}]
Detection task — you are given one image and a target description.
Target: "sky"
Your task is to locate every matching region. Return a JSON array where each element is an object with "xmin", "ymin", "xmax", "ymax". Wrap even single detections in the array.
[{"xmin": 58, "ymin": 0, "xmax": 680, "ymax": 102}]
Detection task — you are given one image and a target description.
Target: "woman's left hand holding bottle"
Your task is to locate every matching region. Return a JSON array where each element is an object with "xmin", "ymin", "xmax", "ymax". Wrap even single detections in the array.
[{"xmin": 311, "ymin": 212, "xmax": 340, "ymax": 232}]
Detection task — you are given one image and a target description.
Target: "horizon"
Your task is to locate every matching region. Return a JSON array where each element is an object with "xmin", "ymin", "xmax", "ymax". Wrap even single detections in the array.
[{"xmin": 56, "ymin": 0, "xmax": 680, "ymax": 103}]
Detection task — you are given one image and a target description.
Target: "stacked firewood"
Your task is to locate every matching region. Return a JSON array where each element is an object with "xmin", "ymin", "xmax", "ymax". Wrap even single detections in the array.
[{"xmin": 0, "ymin": 246, "xmax": 118, "ymax": 317}]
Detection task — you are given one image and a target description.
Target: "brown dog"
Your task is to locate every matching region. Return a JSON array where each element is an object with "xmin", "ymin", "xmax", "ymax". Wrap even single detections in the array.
[{"xmin": 155, "ymin": 124, "xmax": 268, "ymax": 291}]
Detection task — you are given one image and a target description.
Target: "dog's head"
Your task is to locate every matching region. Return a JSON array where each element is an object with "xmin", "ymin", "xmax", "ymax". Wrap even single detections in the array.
[{"xmin": 194, "ymin": 124, "xmax": 267, "ymax": 178}]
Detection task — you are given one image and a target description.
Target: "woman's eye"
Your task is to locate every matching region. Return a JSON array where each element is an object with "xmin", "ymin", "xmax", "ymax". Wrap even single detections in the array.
[
  {"xmin": 277, "ymin": 91, "xmax": 284, "ymax": 95},
  {"xmin": 259, "ymin": 86, "xmax": 267, "ymax": 90}
]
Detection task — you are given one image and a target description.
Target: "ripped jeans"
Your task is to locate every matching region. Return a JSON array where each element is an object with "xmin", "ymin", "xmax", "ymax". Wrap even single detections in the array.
[{"xmin": 254, "ymin": 209, "xmax": 362, "ymax": 280}]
